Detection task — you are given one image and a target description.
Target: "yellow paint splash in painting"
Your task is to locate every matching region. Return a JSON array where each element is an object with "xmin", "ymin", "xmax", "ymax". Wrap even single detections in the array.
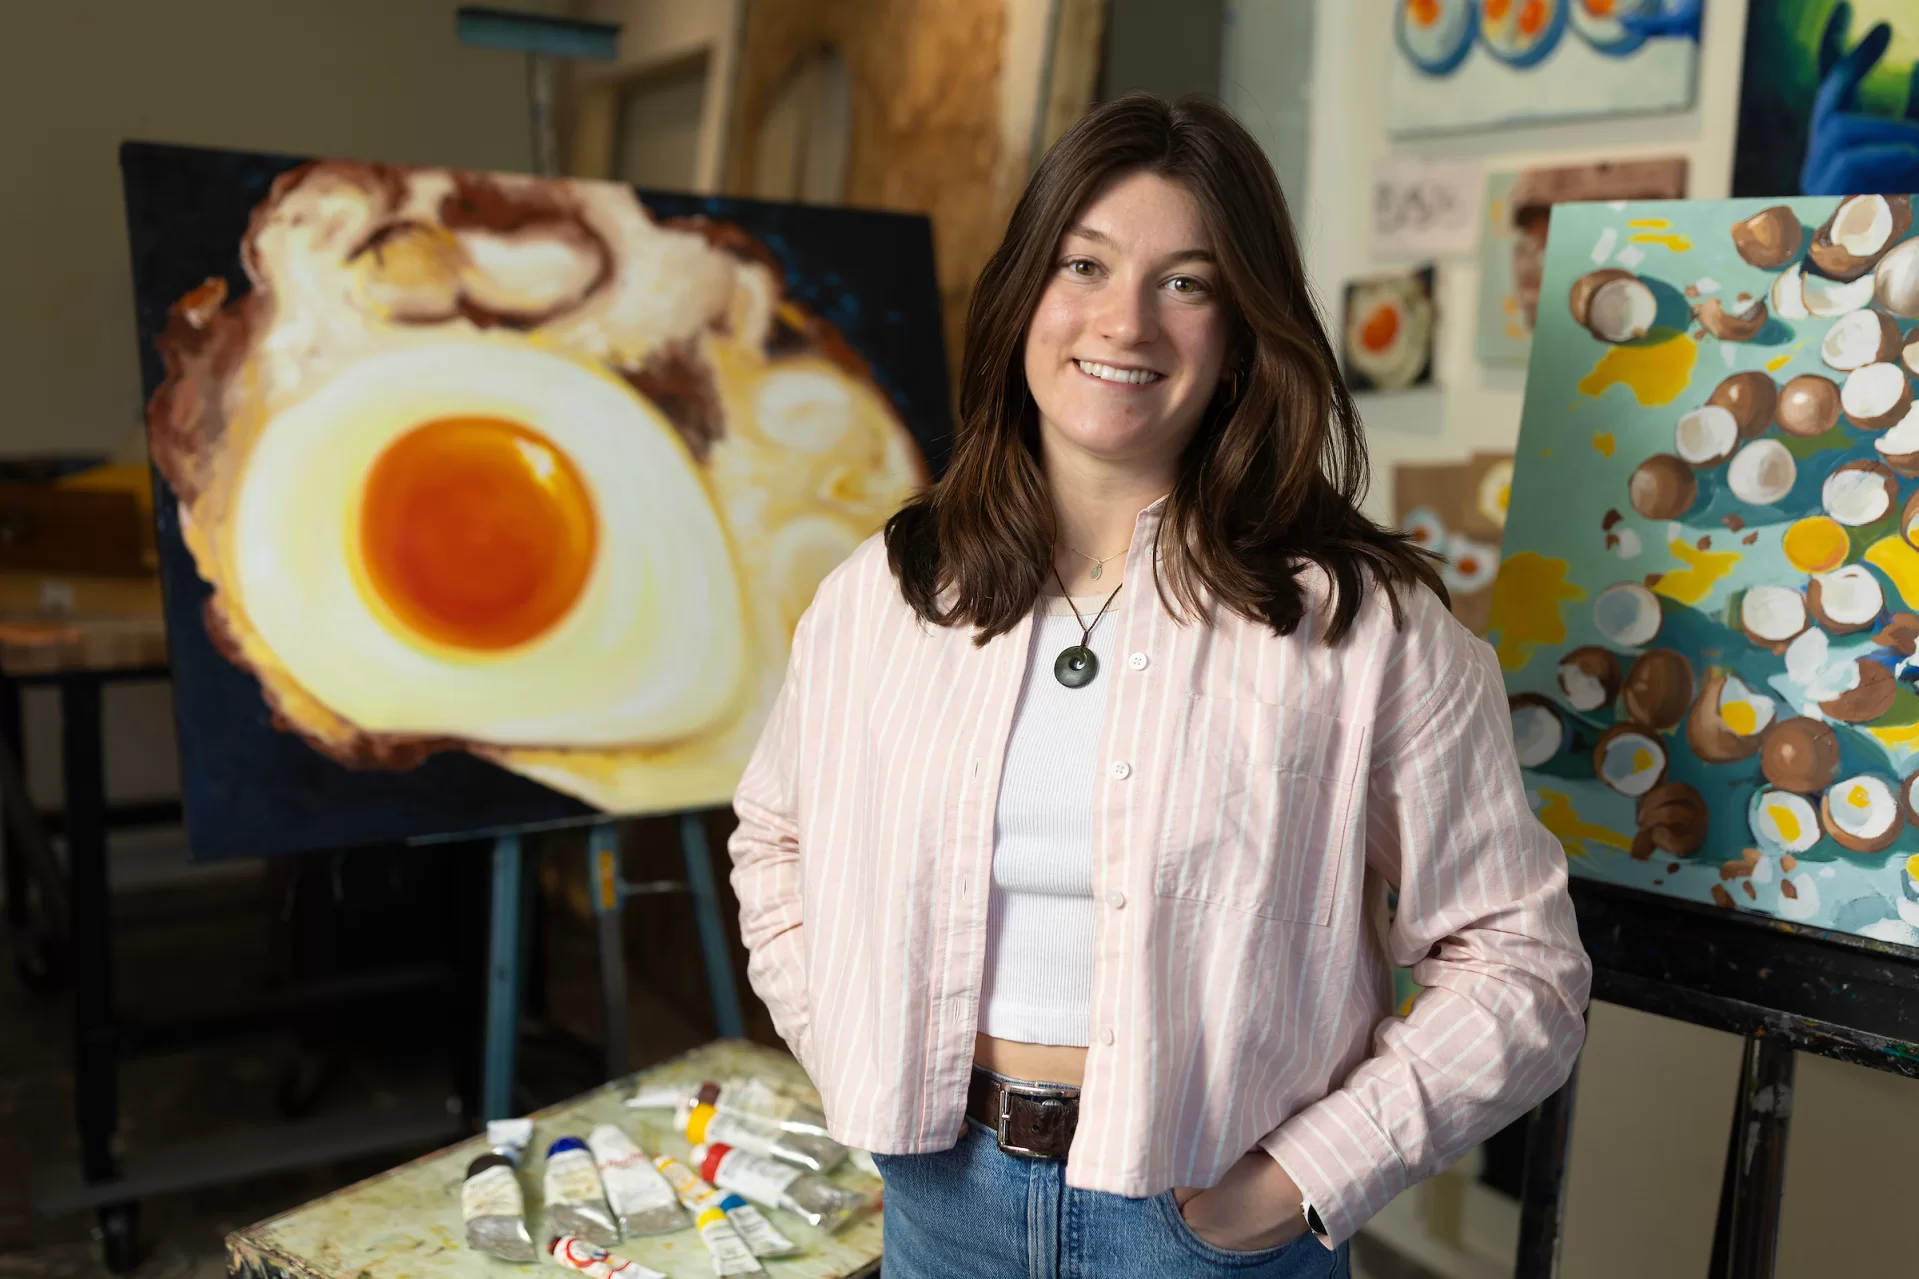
[
  {"xmin": 1535, "ymin": 789, "xmax": 1631, "ymax": 859},
  {"xmin": 1577, "ymin": 329, "xmax": 1698, "ymax": 406},
  {"xmin": 1592, "ymin": 432, "xmax": 1616, "ymax": 457},
  {"xmin": 1765, "ymin": 342, "xmax": 1806, "ymax": 373},
  {"xmin": 1653, "ymin": 539, "xmax": 1741, "ymax": 607},
  {"xmin": 1503, "ymin": 294, "xmax": 1519, "ymax": 315},
  {"xmin": 1628, "ymin": 218, "xmax": 1671, "ymax": 229},
  {"xmin": 1866, "ymin": 536, "xmax": 1919, "ymax": 607},
  {"xmin": 1870, "ymin": 721, "xmax": 1919, "ymax": 750},
  {"xmin": 1629, "ymin": 233, "xmax": 1693, "ymax": 252},
  {"xmin": 1487, "ymin": 553, "xmax": 1585, "ymax": 671}
]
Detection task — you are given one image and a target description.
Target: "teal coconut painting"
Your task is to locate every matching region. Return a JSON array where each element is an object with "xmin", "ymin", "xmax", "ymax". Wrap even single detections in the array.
[{"xmin": 1494, "ymin": 192, "xmax": 1919, "ymax": 945}]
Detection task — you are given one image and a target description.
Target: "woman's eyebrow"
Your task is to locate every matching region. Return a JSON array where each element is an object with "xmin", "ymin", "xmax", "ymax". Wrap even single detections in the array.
[{"xmin": 1063, "ymin": 224, "xmax": 1214, "ymax": 267}]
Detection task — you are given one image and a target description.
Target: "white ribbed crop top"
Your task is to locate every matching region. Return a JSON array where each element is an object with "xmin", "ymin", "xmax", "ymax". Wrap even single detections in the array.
[{"xmin": 976, "ymin": 593, "xmax": 1116, "ymax": 1047}]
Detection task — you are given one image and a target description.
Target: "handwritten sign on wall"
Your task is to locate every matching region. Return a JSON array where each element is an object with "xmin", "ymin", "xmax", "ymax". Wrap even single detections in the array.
[{"xmin": 1372, "ymin": 158, "xmax": 1483, "ymax": 259}]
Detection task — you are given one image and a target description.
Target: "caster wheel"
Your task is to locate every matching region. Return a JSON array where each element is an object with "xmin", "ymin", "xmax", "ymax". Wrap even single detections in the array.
[{"xmin": 97, "ymin": 1202, "xmax": 140, "ymax": 1274}]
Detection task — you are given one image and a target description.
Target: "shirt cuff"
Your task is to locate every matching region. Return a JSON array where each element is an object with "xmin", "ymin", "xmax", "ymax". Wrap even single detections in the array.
[{"xmin": 1260, "ymin": 1088, "xmax": 1410, "ymax": 1247}]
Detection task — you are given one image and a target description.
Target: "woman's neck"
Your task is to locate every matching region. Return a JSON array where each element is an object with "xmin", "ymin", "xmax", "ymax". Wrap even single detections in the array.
[{"xmin": 1047, "ymin": 453, "xmax": 1171, "ymax": 595}]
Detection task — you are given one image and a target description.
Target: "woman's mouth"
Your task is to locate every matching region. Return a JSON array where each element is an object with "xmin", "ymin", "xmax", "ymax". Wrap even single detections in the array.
[{"xmin": 1074, "ymin": 358, "xmax": 1164, "ymax": 386}]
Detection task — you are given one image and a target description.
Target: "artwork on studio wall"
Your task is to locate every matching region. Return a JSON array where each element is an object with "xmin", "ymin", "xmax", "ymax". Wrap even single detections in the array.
[
  {"xmin": 1732, "ymin": 0, "xmax": 1919, "ymax": 198},
  {"xmin": 120, "ymin": 143, "xmax": 949, "ymax": 860},
  {"xmin": 1475, "ymin": 158, "xmax": 1690, "ymax": 365},
  {"xmin": 1396, "ymin": 453, "xmax": 1514, "ymax": 635},
  {"xmin": 1388, "ymin": 0, "xmax": 1702, "ymax": 138},
  {"xmin": 1491, "ymin": 188, "xmax": 1919, "ymax": 945},
  {"xmin": 1342, "ymin": 266, "xmax": 1437, "ymax": 393}
]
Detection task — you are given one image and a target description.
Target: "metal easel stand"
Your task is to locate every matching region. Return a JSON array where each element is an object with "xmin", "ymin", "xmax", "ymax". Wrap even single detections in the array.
[
  {"xmin": 1709, "ymin": 1032, "xmax": 1794, "ymax": 1279},
  {"xmin": 589, "ymin": 815, "xmax": 746, "ymax": 1081}
]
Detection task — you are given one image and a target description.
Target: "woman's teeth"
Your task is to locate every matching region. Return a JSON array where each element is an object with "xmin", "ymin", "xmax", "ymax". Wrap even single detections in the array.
[{"xmin": 1075, "ymin": 359, "xmax": 1162, "ymax": 385}]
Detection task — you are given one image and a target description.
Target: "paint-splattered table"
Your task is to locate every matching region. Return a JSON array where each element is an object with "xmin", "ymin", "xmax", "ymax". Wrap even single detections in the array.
[{"xmin": 226, "ymin": 1040, "xmax": 883, "ymax": 1279}]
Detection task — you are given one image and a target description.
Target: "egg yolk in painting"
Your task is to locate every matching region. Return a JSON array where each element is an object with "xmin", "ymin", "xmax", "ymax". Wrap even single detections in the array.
[
  {"xmin": 1581, "ymin": 0, "xmax": 1614, "ymax": 14},
  {"xmin": 357, "ymin": 416, "xmax": 596, "ymax": 652},
  {"xmin": 1782, "ymin": 516, "xmax": 1850, "ymax": 574},
  {"xmin": 1360, "ymin": 302, "xmax": 1401, "ymax": 354},
  {"xmin": 1408, "ymin": 0, "xmax": 1442, "ymax": 24}
]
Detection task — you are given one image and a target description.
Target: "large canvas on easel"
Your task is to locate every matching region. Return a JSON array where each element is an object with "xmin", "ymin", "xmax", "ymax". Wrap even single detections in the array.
[
  {"xmin": 121, "ymin": 143, "xmax": 949, "ymax": 860},
  {"xmin": 1493, "ymin": 191, "xmax": 1919, "ymax": 945}
]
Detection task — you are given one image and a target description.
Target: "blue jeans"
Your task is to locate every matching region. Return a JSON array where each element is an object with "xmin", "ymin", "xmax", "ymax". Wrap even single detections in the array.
[{"xmin": 873, "ymin": 1121, "xmax": 1351, "ymax": 1278}]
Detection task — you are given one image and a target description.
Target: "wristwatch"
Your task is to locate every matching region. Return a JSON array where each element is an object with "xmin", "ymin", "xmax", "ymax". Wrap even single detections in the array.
[{"xmin": 1303, "ymin": 1201, "xmax": 1327, "ymax": 1239}]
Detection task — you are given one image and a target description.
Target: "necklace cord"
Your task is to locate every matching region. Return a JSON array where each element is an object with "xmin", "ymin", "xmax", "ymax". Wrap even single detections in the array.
[{"xmin": 1052, "ymin": 564, "xmax": 1125, "ymax": 646}]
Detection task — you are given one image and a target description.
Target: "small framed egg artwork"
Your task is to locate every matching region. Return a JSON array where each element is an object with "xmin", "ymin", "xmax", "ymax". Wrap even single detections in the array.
[
  {"xmin": 119, "ymin": 143, "xmax": 951, "ymax": 860},
  {"xmin": 1342, "ymin": 265, "xmax": 1437, "ymax": 394},
  {"xmin": 1492, "ymin": 190, "xmax": 1919, "ymax": 946},
  {"xmin": 1395, "ymin": 451, "xmax": 1514, "ymax": 635}
]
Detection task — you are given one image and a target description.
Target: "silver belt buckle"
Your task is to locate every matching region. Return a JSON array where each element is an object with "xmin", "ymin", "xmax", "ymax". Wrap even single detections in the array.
[{"xmin": 993, "ymin": 1078, "xmax": 1075, "ymax": 1159}]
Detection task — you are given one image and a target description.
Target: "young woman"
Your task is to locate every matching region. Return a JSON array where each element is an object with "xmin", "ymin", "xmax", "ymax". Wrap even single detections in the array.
[{"xmin": 729, "ymin": 93, "xmax": 1590, "ymax": 1277}]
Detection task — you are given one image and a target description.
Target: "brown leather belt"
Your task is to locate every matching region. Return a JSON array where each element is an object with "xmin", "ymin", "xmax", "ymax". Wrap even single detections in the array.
[{"xmin": 966, "ymin": 1067, "xmax": 1079, "ymax": 1159}]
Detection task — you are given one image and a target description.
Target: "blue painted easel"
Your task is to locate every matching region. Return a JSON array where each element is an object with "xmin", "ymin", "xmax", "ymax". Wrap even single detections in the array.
[{"xmin": 479, "ymin": 816, "xmax": 746, "ymax": 1119}]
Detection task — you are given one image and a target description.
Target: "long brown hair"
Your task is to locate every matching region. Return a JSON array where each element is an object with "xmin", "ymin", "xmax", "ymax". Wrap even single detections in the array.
[{"xmin": 884, "ymin": 92, "xmax": 1443, "ymax": 645}]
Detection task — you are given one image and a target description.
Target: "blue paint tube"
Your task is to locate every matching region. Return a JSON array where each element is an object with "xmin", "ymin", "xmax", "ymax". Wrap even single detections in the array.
[{"xmin": 543, "ymin": 1137, "xmax": 618, "ymax": 1247}]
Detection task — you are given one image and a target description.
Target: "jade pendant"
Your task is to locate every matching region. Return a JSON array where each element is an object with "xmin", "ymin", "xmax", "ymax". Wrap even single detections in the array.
[{"xmin": 1055, "ymin": 645, "xmax": 1098, "ymax": 688}]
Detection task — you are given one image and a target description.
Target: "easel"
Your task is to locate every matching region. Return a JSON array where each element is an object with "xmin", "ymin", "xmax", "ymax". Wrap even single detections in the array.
[
  {"xmin": 1513, "ymin": 877, "xmax": 1919, "ymax": 1277},
  {"xmin": 476, "ymin": 816, "xmax": 746, "ymax": 1119}
]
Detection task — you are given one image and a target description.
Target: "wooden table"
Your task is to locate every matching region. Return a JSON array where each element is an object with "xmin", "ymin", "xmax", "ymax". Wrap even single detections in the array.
[{"xmin": 227, "ymin": 1040, "xmax": 885, "ymax": 1279}]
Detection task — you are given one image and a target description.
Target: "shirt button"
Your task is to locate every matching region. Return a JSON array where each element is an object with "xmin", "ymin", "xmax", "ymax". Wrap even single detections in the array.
[
  {"xmin": 1099, "ymin": 1027, "xmax": 1116, "ymax": 1046},
  {"xmin": 1128, "ymin": 652, "xmax": 1149, "ymax": 671},
  {"xmin": 1110, "ymin": 760, "xmax": 1132, "ymax": 780},
  {"xmin": 1106, "ymin": 890, "xmax": 1127, "ymax": 910}
]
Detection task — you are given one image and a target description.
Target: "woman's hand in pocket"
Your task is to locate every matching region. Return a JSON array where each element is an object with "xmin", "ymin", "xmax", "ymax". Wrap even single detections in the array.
[{"xmin": 1174, "ymin": 1151, "xmax": 1309, "ymax": 1252}]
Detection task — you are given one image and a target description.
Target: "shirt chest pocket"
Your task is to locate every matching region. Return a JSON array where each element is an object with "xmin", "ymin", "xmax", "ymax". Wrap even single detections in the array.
[{"xmin": 1152, "ymin": 698, "xmax": 1362, "ymax": 926}]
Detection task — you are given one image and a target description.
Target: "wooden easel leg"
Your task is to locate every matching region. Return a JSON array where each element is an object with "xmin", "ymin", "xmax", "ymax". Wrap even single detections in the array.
[
  {"xmin": 481, "ymin": 833, "xmax": 525, "ymax": 1120},
  {"xmin": 679, "ymin": 813, "xmax": 744, "ymax": 1039},
  {"xmin": 589, "ymin": 822, "xmax": 631, "ymax": 1079},
  {"xmin": 1709, "ymin": 1030, "xmax": 1794, "ymax": 1279},
  {"xmin": 1515, "ymin": 1059, "xmax": 1579, "ymax": 1279}
]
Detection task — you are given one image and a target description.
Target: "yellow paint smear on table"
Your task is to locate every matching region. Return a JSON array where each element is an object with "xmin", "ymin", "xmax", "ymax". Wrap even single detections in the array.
[
  {"xmin": 1535, "ymin": 789, "xmax": 1631, "ymax": 858},
  {"xmin": 1653, "ymin": 539, "xmax": 1741, "ymax": 606},
  {"xmin": 1628, "ymin": 218, "xmax": 1671, "ymax": 229},
  {"xmin": 1630, "ymin": 233, "xmax": 1693, "ymax": 251},
  {"xmin": 1866, "ymin": 536, "xmax": 1919, "ymax": 607},
  {"xmin": 1577, "ymin": 329, "xmax": 1698, "ymax": 406},
  {"xmin": 1592, "ymin": 432, "xmax": 1616, "ymax": 457},
  {"xmin": 1487, "ymin": 552, "xmax": 1584, "ymax": 670},
  {"xmin": 1765, "ymin": 342, "xmax": 1806, "ymax": 373}
]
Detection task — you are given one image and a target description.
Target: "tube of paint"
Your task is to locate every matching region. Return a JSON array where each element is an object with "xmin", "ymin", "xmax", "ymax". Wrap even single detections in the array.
[
  {"xmin": 543, "ymin": 1137, "xmax": 618, "ymax": 1247},
  {"xmin": 691, "ymin": 1142, "xmax": 864, "ymax": 1233},
  {"xmin": 464, "ymin": 1119, "xmax": 537, "ymax": 1262},
  {"xmin": 714, "ymin": 1076, "xmax": 833, "ymax": 1138},
  {"xmin": 653, "ymin": 1153, "xmax": 799, "ymax": 1258},
  {"xmin": 691, "ymin": 1205, "xmax": 764, "ymax": 1275},
  {"xmin": 584, "ymin": 1125, "xmax": 683, "ymax": 1236},
  {"xmin": 546, "ymin": 1235, "xmax": 666, "ymax": 1279},
  {"xmin": 679, "ymin": 1098, "xmax": 847, "ymax": 1174}
]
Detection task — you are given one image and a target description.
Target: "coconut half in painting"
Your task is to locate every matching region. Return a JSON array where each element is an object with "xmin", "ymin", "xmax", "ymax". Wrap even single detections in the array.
[{"xmin": 143, "ymin": 158, "xmax": 926, "ymax": 822}]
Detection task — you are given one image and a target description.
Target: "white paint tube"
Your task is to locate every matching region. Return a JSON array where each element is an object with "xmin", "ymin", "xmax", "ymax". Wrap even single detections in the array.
[
  {"xmin": 584, "ymin": 1124, "xmax": 684, "ymax": 1236},
  {"xmin": 692, "ymin": 1141, "xmax": 865, "ymax": 1234},
  {"xmin": 463, "ymin": 1119, "xmax": 537, "ymax": 1262},
  {"xmin": 653, "ymin": 1153, "xmax": 799, "ymax": 1258},
  {"xmin": 716, "ymin": 1076, "xmax": 833, "ymax": 1138},
  {"xmin": 680, "ymin": 1099, "xmax": 848, "ymax": 1174},
  {"xmin": 546, "ymin": 1235, "xmax": 666, "ymax": 1279},
  {"xmin": 542, "ymin": 1137, "xmax": 618, "ymax": 1247},
  {"xmin": 691, "ymin": 1205, "xmax": 764, "ymax": 1275}
]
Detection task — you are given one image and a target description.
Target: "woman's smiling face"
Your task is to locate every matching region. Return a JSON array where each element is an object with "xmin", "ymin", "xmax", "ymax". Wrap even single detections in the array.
[{"xmin": 1022, "ymin": 169, "xmax": 1232, "ymax": 477}]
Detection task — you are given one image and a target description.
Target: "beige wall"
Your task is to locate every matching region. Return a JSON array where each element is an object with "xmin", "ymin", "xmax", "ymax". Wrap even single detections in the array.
[
  {"xmin": 4, "ymin": 0, "xmax": 563, "ymax": 462},
  {"xmin": 1284, "ymin": 2, "xmax": 1919, "ymax": 1273}
]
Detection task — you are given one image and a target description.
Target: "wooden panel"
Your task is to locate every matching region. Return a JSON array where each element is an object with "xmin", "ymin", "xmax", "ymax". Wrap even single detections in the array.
[
  {"xmin": 0, "ymin": 484, "xmax": 147, "ymax": 576},
  {"xmin": 227, "ymin": 1039, "xmax": 883, "ymax": 1279}
]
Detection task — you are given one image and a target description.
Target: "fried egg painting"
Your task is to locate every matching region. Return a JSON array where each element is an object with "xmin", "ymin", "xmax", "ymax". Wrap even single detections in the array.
[
  {"xmin": 1342, "ymin": 266, "xmax": 1436, "ymax": 394},
  {"xmin": 1496, "ymin": 191, "xmax": 1919, "ymax": 947},
  {"xmin": 122, "ymin": 143, "xmax": 949, "ymax": 858}
]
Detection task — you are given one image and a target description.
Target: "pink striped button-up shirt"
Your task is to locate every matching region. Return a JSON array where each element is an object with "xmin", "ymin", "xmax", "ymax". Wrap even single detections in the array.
[{"xmin": 728, "ymin": 499, "xmax": 1590, "ymax": 1246}]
